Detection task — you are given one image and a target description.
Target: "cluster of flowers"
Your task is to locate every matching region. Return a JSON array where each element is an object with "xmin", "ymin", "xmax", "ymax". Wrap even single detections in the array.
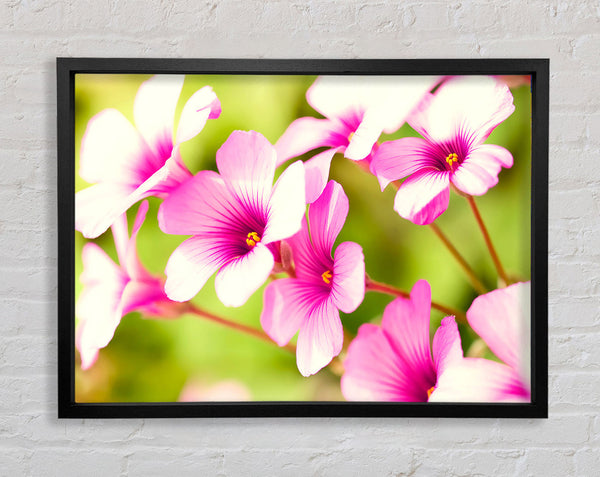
[{"xmin": 76, "ymin": 74, "xmax": 530, "ymax": 402}]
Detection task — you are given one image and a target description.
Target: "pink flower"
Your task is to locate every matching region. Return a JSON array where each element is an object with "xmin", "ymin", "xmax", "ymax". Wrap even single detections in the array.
[
  {"xmin": 466, "ymin": 281, "xmax": 531, "ymax": 397},
  {"xmin": 341, "ymin": 280, "xmax": 529, "ymax": 402},
  {"xmin": 261, "ymin": 181, "xmax": 365, "ymax": 376},
  {"xmin": 371, "ymin": 76, "xmax": 515, "ymax": 225},
  {"xmin": 76, "ymin": 75, "xmax": 221, "ymax": 238},
  {"xmin": 158, "ymin": 130, "xmax": 306, "ymax": 307},
  {"xmin": 76, "ymin": 201, "xmax": 180, "ymax": 370},
  {"xmin": 276, "ymin": 76, "xmax": 438, "ymax": 202}
]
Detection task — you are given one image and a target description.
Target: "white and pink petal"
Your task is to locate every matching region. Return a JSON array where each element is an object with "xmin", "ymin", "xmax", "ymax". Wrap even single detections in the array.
[
  {"xmin": 342, "ymin": 323, "xmax": 433, "ymax": 402},
  {"xmin": 431, "ymin": 316, "xmax": 464, "ymax": 378},
  {"xmin": 308, "ymin": 180, "xmax": 349, "ymax": 260},
  {"xmin": 451, "ymin": 159, "xmax": 500, "ymax": 196},
  {"xmin": 133, "ymin": 75, "xmax": 184, "ymax": 162},
  {"xmin": 216, "ymin": 130, "xmax": 277, "ymax": 213},
  {"xmin": 296, "ymin": 296, "xmax": 343, "ymax": 376},
  {"xmin": 371, "ymin": 137, "xmax": 438, "ymax": 191},
  {"xmin": 175, "ymin": 85, "xmax": 221, "ymax": 144},
  {"xmin": 263, "ymin": 160, "xmax": 306, "ymax": 244},
  {"xmin": 380, "ymin": 280, "xmax": 436, "ymax": 393},
  {"xmin": 214, "ymin": 244, "xmax": 275, "ymax": 307},
  {"xmin": 331, "ymin": 241, "xmax": 365, "ymax": 314},
  {"xmin": 75, "ymin": 183, "xmax": 136, "ymax": 239},
  {"xmin": 79, "ymin": 109, "xmax": 154, "ymax": 186},
  {"xmin": 429, "ymin": 358, "xmax": 530, "ymax": 403},
  {"xmin": 408, "ymin": 76, "xmax": 515, "ymax": 144},
  {"xmin": 158, "ymin": 170, "xmax": 242, "ymax": 236},
  {"xmin": 467, "ymin": 282, "xmax": 531, "ymax": 377},
  {"xmin": 275, "ymin": 117, "xmax": 342, "ymax": 165},
  {"xmin": 303, "ymin": 147, "xmax": 343, "ymax": 203},
  {"xmin": 393, "ymin": 170, "xmax": 450, "ymax": 225},
  {"xmin": 76, "ymin": 243, "xmax": 128, "ymax": 369},
  {"xmin": 164, "ymin": 236, "xmax": 238, "ymax": 302},
  {"xmin": 260, "ymin": 278, "xmax": 318, "ymax": 346}
]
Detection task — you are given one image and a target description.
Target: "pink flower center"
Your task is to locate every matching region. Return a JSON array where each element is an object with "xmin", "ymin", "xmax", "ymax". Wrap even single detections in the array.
[
  {"xmin": 245, "ymin": 231, "xmax": 261, "ymax": 248},
  {"xmin": 321, "ymin": 270, "xmax": 333, "ymax": 284},
  {"xmin": 445, "ymin": 152, "xmax": 459, "ymax": 169}
]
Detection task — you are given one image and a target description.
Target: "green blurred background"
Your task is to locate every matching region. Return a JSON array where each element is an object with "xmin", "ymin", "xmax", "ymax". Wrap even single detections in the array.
[{"xmin": 74, "ymin": 74, "xmax": 531, "ymax": 402}]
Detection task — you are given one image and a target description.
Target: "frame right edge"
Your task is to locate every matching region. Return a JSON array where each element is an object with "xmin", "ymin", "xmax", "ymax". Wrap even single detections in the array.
[{"xmin": 530, "ymin": 58, "xmax": 549, "ymax": 418}]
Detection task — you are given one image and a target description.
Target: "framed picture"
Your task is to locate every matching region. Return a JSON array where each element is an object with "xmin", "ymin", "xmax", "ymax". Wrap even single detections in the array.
[{"xmin": 57, "ymin": 58, "xmax": 548, "ymax": 418}]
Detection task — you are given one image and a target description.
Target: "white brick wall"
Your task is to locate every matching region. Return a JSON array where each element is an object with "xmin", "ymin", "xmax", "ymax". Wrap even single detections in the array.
[{"xmin": 1, "ymin": 0, "xmax": 598, "ymax": 475}]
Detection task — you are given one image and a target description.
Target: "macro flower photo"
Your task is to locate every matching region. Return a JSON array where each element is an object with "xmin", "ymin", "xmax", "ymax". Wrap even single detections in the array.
[{"xmin": 74, "ymin": 73, "xmax": 532, "ymax": 403}]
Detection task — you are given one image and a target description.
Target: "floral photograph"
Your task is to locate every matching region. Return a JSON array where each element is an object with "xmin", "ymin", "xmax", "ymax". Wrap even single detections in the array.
[{"xmin": 74, "ymin": 73, "xmax": 532, "ymax": 403}]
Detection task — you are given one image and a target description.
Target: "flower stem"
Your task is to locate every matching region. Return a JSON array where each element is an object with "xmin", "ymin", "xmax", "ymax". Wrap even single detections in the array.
[
  {"xmin": 428, "ymin": 222, "xmax": 488, "ymax": 295},
  {"xmin": 185, "ymin": 303, "xmax": 296, "ymax": 354},
  {"xmin": 366, "ymin": 279, "xmax": 409, "ymax": 299},
  {"xmin": 465, "ymin": 195, "xmax": 510, "ymax": 286},
  {"xmin": 365, "ymin": 277, "xmax": 467, "ymax": 323}
]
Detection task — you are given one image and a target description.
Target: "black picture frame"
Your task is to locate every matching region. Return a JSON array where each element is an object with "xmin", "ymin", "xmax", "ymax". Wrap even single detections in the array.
[{"xmin": 57, "ymin": 58, "xmax": 549, "ymax": 419}]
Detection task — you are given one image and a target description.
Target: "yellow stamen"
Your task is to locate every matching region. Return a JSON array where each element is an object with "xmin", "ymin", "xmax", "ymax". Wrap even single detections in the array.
[
  {"xmin": 348, "ymin": 131, "xmax": 354, "ymax": 142},
  {"xmin": 427, "ymin": 386, "xmax": 435, "ymax": 399},
  {"xmin": 321, "ymin": 270, "xmax": 333, "ymax": 284},
  {"xmin": 246, "ymin": 231, "xmax": 261, "ymax": 248},
  {"xmin": 445, "ymin": 152, "xmax": 459, "ymax": 168}
]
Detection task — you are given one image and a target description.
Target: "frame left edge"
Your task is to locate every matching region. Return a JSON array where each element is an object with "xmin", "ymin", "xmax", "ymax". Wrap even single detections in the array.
[{"xmin": 57, "ymin": 58, "xmax": 76, "ymax": 418}]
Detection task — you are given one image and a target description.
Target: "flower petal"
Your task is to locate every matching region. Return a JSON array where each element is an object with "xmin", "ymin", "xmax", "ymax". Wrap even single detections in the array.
[
  {"xmin": 215, "ymin": 244, "xmax": 275, "ymax": 307},
  {"xmin": 306, "ymin": 76, "xmax": 364, "ymax": 120},
  {"xmin": 409, "ymin": 76, "xmax": 515, "ymax": 144},
  {"xmin": 288, "ymin": 218, "xmax": 326, "ymax": 281},
  {"xmin": 431, "ymin": 316, "xmax": 464, "ymax": 378},
  {"xmin": 76, "ymin": 324, "xmax": 99, "ymax": 371},
  {"xmin": 109, "ymin": 211, "xmax": 129, "ymax": 269},
  {"xmin": 262, "ymin": 160, "xmax": 306, "ymax": 244},
  {"xmin": 467, "ymin": 282, "xmax": 531, "ymax": 378},
  {"xmin": 164, "ymin": 235, "xmax": 238, "ymax": 302},
  {"xmin": 175, "ymin": 85, "xmax": 221, "ymax": 144},
  {"xmin": 307, "ymin": 75, "xmax": 437, "ymax": 131},
  {"xmin": 76, "ymin": 243, "xmax": 128, "ymax": 369},
  {"xmin": 133, "ymin": 75, "xmax": 184, "ymax": 161},
  {"xmin": 393, "ymin": 170, "xmax": 450, "ymax": 225},
  {"xmin": 216, "ymin": 130, "xmax": 277, "ymax": 215},
  {"xmin": 140, "ymin": 146, "xmax": 193, "ymax": 197},
  {"xmin": 429, "ymin": 358, "xmax": 530, "ymax": 403},
  {"xmin": 260, "ymin": 278, "xmax": 319, "ymax": 346},
  {"xmin": 308, "ymin": 180, "xmax": 349, "ymax": 259},
  {"xmin": 343, "ymin": 108, "xmax": 385, "ymax": 161},
  {"xmin": 452, "ymin": 143, "xmax": 513, "ymax": 196},
  {"xmin": 451, "ymin": 141, "xmax": 513, "ymax": 197},
  {"xmin": 451, "ymin": 158, "xmax": 499, "ymax": 196},
  {"xmin": 78, "ymin": 153, "xmax": 193, "ymax": 240},
  {"xmin": 79, "ymin": 109, "xmax": 153, "ymax": 186},
  {"xmin": 75, "ymin": 183, "xmax": 136, "ymax": 239},
  {"xmin": 342, "ymin": 78, "xmax": 435, "ymax": 160},
  {"xmin": 371, "ymin": 137, "xmax": 438, "ymax": 191},
  {"xmin": 120, "ymin": 278, "xmax": 166, "ymax": 316},
  {"xmin": 123, "ymin": 201, "xmax": 151, "ymax": 280},
  {"xmin": 475, "ymin": 144, "xmax": 514, "ymax": 168},
  {"xmin": 158, "ymin": 170, "xmax": 244, "ymax": 236},
  {"xmin": 275, "ymin": 117, "xmax": 343, "ymax": 165},
  {"xmin": 304, "ymin": 147, "xmax": 343, "ymax": 203},
  {"xmin": 342, "ymin": 323, "xmax": 428, "ymax": 402},
  {"xmin": 331, "ymin": 241, "xmax": 365, "ymax": 313},
  {"xmin": 379, "ymin": 279, "xmax": 437, "ymax": 399},
  {"xmin": 296, "ymin": 296, "xmax": 343, "ymax": 376}
]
